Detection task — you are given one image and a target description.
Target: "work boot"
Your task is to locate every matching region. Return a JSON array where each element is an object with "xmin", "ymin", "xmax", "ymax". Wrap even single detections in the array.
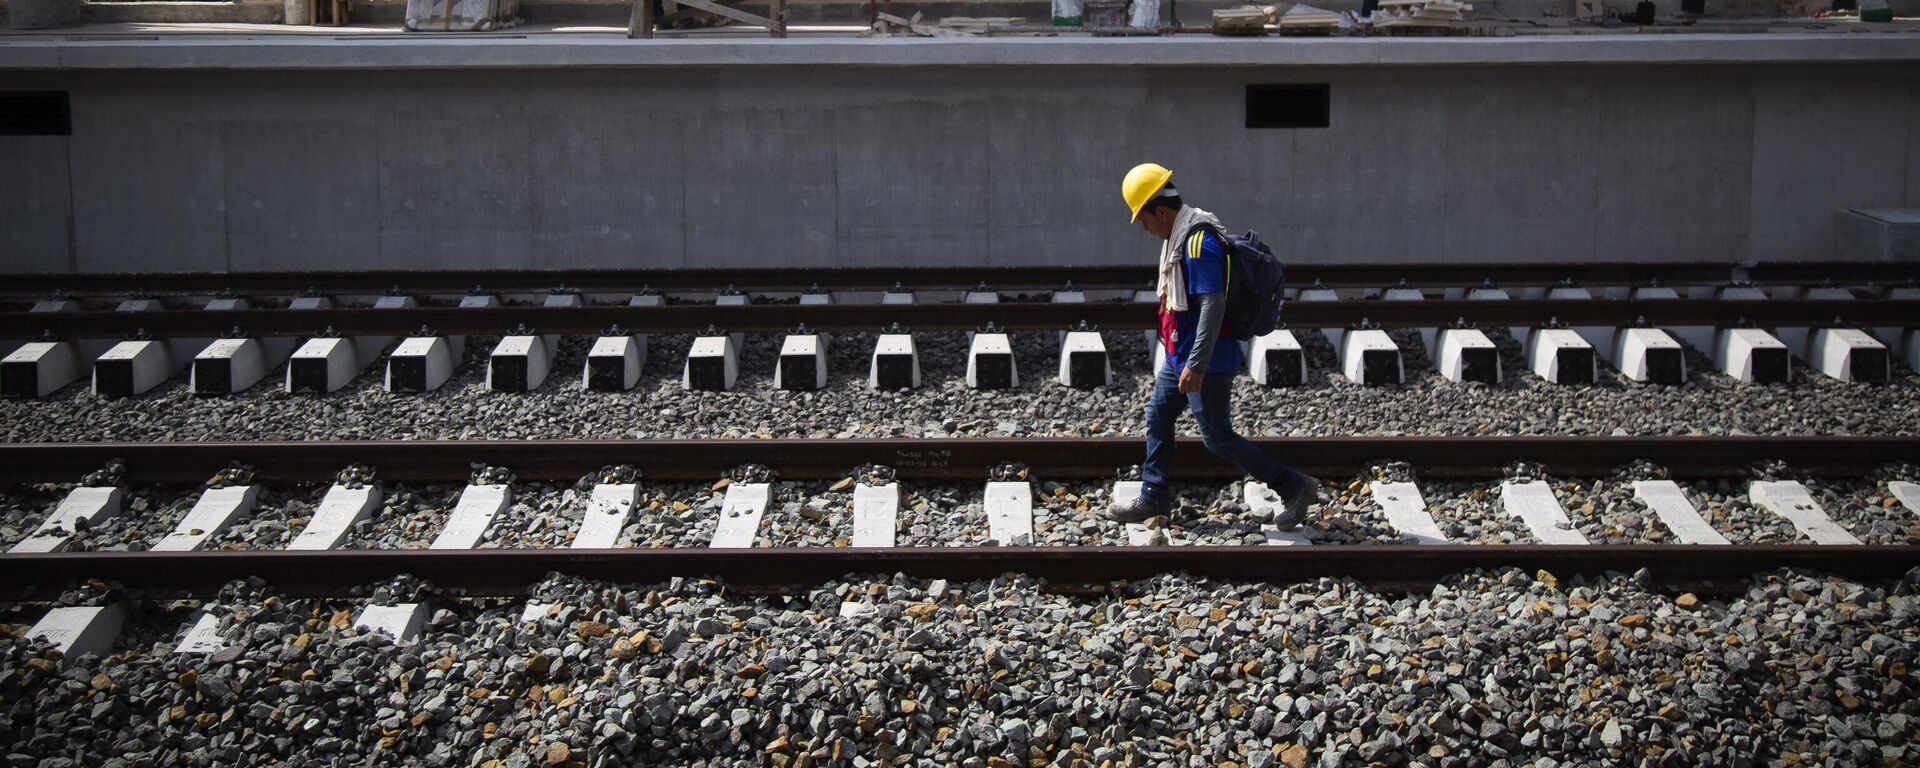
[
  {"xmin": 1104, "ymin": 492, "xmax": 1170, "ymax": 524},
  {"xmin": 1271, "ymin": 476, "xmax": 1320, "ymax": 530}
]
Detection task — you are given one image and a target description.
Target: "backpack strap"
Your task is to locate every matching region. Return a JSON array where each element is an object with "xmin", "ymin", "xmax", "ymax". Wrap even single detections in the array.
[
  {"xmin": 1181, "ymin": 221, "xmax": 1221, "ymax": 245},
  {"xmin": 1181, "ymin": 223, "xmax": 1230, "ymax": 298}
]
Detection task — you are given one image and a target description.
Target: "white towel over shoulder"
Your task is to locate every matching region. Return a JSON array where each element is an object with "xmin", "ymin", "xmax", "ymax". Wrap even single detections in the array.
[{"xmin": 1157, "ymin": 205, "xmax": 1222, "ymax": 313}]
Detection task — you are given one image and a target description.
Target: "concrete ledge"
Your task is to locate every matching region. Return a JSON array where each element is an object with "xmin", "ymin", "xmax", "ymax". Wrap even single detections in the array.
[
  {"xmin": 1837, "ymin": 208, "xmax": 1920, "ymax": 262},
  {"xmin": 3, "ymin": 31, "xmax": 1920, "ymax": 70}
]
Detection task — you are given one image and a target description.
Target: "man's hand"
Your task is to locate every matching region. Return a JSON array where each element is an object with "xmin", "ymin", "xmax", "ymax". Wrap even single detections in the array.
[{"xmin": 1178, "ymin": 367, "xmax": 1203, "ymax": 394}]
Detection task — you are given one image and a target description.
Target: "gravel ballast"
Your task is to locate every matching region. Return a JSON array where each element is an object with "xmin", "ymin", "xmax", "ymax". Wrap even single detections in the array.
[
  {"xmin": 54, "ymin": 487, "xmax": 196, "ymax": 553},
  {"xmin": 2, "ymin": 567, "xmax": 1916, "ymax": 767},
  {"xmin": 0, "ymin": 485, "xmax": 75, "ymax": 551}
]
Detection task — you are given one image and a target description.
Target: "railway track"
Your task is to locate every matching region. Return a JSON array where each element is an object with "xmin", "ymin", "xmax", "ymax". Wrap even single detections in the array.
[
  {"xmin": 2, "ymin": 436, "xmax": 1915, "ymax": 599},
  {"xmin": 5, "ymin": 305, "xmax": 1917, "ymax": 767},
  {"xmin": 4, "ymin": 262, "xmax": 1917, "ymax": 400}
]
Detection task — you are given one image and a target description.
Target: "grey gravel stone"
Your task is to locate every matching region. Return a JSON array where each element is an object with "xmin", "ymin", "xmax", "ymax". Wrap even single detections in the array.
[
  {"xmin": 54, "ymin": 485, "xmax": 195, "ymax": 552},
  {"xmin": 0, "ymin": 485, "xmax": 74, "ymax": 551},
  {"xmin": 4, "ymin": 567, "xmax": 1914, "ymax": 767},
  {"xmin": 202, "ymin": 484, "xmax": 330, "ymax": 551}
]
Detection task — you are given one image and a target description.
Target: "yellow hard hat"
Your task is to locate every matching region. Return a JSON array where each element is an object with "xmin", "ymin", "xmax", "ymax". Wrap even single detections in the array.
[{"xmin": 1122, "ymin": 162, "xmax": 1174, "ymax": 223}]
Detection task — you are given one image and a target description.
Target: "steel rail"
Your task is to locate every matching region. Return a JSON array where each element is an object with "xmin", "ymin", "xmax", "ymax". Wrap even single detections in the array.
[
  {"xmin": 2, "ymin": 546, "xmax": 1915, "ymax": 599},
  {"xmin": 4, "ymin": 262, "xmax": 1917, "ymax": 297},
  {"xmin": 2, "ymin": 299, "xmax": 1914, "ymax": 339},
  {"xmin": 6, "ymin": 436, "xmax": 1916, "ymax": 484}
]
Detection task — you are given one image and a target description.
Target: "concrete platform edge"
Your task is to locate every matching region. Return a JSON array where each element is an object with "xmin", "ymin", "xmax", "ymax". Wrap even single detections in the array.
[{"xmin": 3, "ymin": 32, "xmax": 1920, "ymax": 70}]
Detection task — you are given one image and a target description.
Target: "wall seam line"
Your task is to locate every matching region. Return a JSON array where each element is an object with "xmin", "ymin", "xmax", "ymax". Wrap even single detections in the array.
[
  {"xmin": 64, "ymin": 128, "xmax": 78, "ymax": 272},
  {"xmin": 219, "ymin": 121, "xmax": 232, "ymax": 273}
]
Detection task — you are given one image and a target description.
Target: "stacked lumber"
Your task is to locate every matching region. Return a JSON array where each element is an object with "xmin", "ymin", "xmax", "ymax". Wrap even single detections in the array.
[
  {"xmin": 1276, "ymin": 2, "xmax": 1340, "ymax": 29},
  {"xmin": 867, "ymin": 12, "xmax": 939, "ymax": 35},
  {"xmin": 865, "ymin": 13, "xmax": 1056, "ymax": 36},
  {"xmin": 939, "ymin": 16, "xmax": 1029, "ymax": 31},
  {"xmin": 1370, "ymin": 0, "xmax": 1471, "ymax": 28},
  {"xmin": 867, "ymin": 12, "xmax": 973, "ymax": 36},
  {"xmin": 1211, "ymin": 4, "xmax": 1277, "ymax": 33}
]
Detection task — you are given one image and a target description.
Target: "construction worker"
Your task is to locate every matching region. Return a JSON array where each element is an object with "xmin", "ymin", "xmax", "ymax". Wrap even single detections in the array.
[{"xmin": 1104, "ymin": 163, "xmax": 1319, "ymax": 528}]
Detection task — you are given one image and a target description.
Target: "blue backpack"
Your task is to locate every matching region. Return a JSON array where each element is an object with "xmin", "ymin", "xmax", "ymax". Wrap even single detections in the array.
[{"xmin": 1190, "ymin": 224, "xmax": 1286, "ymax": 339}]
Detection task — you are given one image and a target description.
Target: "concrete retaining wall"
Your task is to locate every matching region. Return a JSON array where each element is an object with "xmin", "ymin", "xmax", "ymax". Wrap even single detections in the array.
[{"xmin": 1, "ymin": 60, "xmax": 1916, "ymax": 273}]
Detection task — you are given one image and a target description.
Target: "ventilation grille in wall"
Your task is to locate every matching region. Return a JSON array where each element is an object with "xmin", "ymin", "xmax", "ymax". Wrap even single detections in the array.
[
  {"xmin": 1245, "ymin": 84, "xmax": 1329, "ymax": 129},
  {"xmin": 0, "ymin": 92, "xmax": 72, "ymax": 136}
]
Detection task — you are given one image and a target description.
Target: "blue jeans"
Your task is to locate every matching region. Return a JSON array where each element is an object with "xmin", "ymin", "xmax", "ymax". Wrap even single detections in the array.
[{"xmin": 1141, "ymin": 360, "xmax": 1309, "ymax": 504}]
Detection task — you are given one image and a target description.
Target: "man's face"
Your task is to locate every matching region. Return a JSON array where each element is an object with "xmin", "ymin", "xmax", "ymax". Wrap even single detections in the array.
[{"xmin": 1139, "ymin": 206, "xmax": 1176, "ymax": 241}]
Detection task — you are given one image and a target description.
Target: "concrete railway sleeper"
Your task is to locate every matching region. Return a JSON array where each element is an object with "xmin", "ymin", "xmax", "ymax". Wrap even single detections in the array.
[{"xmin": 4, "ymin": 294, "xmax": 1918, "ymax": 398}]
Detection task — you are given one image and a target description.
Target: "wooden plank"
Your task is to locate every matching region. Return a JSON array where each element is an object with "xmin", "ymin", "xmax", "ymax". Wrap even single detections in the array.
[
  {"xmin": 670, "ymin": 0, "xmax": 777, "ymax": 30},
  {"xmin": 654, "ymin": 7, "xmax": 713, "ymax": 24},
  {"xmin": 628, "ymin": 0, "xmax": 653, "ymax": 39}
]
